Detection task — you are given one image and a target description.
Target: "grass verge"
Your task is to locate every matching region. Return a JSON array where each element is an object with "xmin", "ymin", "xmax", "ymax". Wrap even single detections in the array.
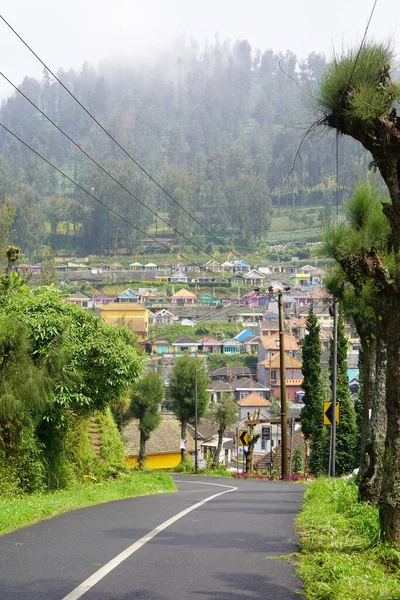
[
  {"xmin": 296, "ymin": 477, "xmax": 400, "ymax": 599},
  {"xmin": 0, "ymin": 470, "xmax": 176, "ymax": 537}
]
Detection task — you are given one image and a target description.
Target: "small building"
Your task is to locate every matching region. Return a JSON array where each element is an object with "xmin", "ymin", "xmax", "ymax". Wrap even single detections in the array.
[
  {"xmin": 243, "ymin": 269, "xmax": 265, "ymax": 286},
  {"xmin": 110, "ymin": 262, "xmax": 124, "ymax": 270},
  {"xmin": 65, "ymin": 292, "xmax": 93, "ymax": 309},
  {"xmin": 237, "ymin": 392, "xmax": 272, "ymax": 420},
  {"xmin": 115, "ymin": 288, "xmax": 140, "ymax": 303},
  {"xmin": 221, "ymin": 338, "xmax": 241, "ymax": 354},
  {"xmin": 169, "ymin": 269, "xmax": 189, "ymax": 283},
  {"xmin": 170, "ymin": 289, "xmax": 197, "ymax": 306},
  {"xmin": 151, "ymin": 309, "xmax": 175, "ymax": 326},
  {"xmin": 209, "ymin": 366, "xmax": 257, "ymax": 382},
  {"xmin": 172, "ymin": 336, "xmax": 201, "ymax": 354},
  {"xmin": 129, "ymin": 262, "xmax": 144, "ymax": 271},
  {"xmin": 100, "ymin": 302, "xmax": 149, "ymax": 342},
  {"xmin": 198, "ymin": 294, "xmax": 222, "ymax": 306},
  {"xmin": 123, "ymin": 415, "xmax": 195, "ymax": 469},
  {"xmin": 258, "ymin": 353, "xmax": 303, "ymax": 402},
  {"xmin": 290, "ymin": 273, "xmax": 311, "ymax": 287},
  {"xmin": 197, "ymin": 336, "xmax": 222, "ymax": 354},
  {"xmin": 233, "ymin": 259, "xmax": 250, "ymax": 273},
  {"xmin": 151, "ymin": 337, "xmax": 174, "ymax": 355},
  {"xmin": 258, "ymin": 333, "xmax": 299, "ymax": 363},
  {"xmin": 144, "ymin": 262, "xmax": 158, "ymax": 271}
]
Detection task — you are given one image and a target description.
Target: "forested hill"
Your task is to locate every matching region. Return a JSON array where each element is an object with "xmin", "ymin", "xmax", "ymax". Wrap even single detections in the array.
[{"xmin": 0, "ymin": 38, "xmax": 382, "ymax": 258}]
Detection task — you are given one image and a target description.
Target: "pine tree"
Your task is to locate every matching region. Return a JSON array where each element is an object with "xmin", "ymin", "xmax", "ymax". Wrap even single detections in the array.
[
  {"xmin": 300, "ymin": 303, "xmax": 326, "ymax": 475},
  {"xmin": 330, "ymin": 308, "xmax": 358, "ymax": 476}
]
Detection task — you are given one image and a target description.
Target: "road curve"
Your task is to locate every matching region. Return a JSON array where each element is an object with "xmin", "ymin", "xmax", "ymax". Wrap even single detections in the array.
[{"xmin": 0, "ymin": 476, "xmax": 305, "ymax": 599}]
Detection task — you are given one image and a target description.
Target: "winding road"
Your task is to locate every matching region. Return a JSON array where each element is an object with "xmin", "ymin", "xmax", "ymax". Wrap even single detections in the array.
[{"xmin": 0, "ymin": 477, "xmax": 305, "ymax": 599}]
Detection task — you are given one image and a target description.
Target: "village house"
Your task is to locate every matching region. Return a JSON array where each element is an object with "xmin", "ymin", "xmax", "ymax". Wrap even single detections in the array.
[
  {"xmin": 123, "ymin": 415, "xmax": 195, "ymax": 469},
  {"xmin": 197, "ymin": 294, "xmax": 222, "ymax": 306},
  {"xmin": 221, "ymin": 338, "xmax": 242, "ymax": 355},
  {"xmin": 129, "ymin": 262, "xmax": 144, "ymax": 271},
  {"xmin": 151, "ymin": 337, "xmax": 174, "ymax": 355},
  {"xmin": 237, "ymin": 392, "xmax": 273, "ymax": 420},
  {"xmin": 65, "ymin": 292, "xmax": 93, "ymax": 309},
  {"xmin": 207, "ymin": 377, "xmax": 269, "ymax": 404},
  {"xmin": 258, "ymin": 333, "xmax": 299, "ymax": 363},
  {"xmin": 171, "ymin": 336, "xmax": 201, "ymax": 354},
  {"xmin": 197, "ymin": 336, "xmax": 223, "ymax": 354},
  {"xmin": 115, "ymin": 288, "xmax": 140, "ymax": 303},
  {"xmin": 209, "ymin": 366, "xmax": 257, "ymax": 382},
  {"xmin": 100, "ymin": 302, "xmax": 149, "ymax": 342},
  {"xmin": 169, "ymin": 269, "xmax": 189, "ymax": 283},
  {"xmin": 170, "ymin": 288, "xmax": 197, "ymax": 306},
  {"xmin": 243, "ymin": 269, "xmax": 265, "ymax": 286},
  {"xmin": 258, "ymin": 353, "xmax": 303, "ymax": 402},
  {"xmin": 149, "ymin": 309, "xmax": 175, "ymax": 326},
  {"xmin": 144, "ymin": 262, "xmax": 158, "ymax": 271}
]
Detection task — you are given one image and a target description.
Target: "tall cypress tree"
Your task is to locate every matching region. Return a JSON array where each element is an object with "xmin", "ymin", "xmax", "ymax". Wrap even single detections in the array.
[
  {"xmin": 300, "ymin": 303, "xmax": 326, "ymax": 475},
  {"xmin": 330, "ymin": 307, "xmax": 358, "ymax": 476}
]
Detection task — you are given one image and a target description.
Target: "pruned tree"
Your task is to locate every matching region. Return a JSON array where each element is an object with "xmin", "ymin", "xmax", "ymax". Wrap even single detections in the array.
[
  {"xmin": 170, "ymin": 356, "xmax": 209, "ymax": 462},
  {"xmin": 322, "ymin": 183, "xmax": 388, "ymax": 502},
  {"xmin": 129, "ymin": 372, "xmax": 164, "ymax": 469},
  {"xmin": 208, "ymin": 392, "xmax": 238, "ymax": 468},
  {"xmin": 316, "ymin": 45, "xmax": 400, "ymax": 543}
]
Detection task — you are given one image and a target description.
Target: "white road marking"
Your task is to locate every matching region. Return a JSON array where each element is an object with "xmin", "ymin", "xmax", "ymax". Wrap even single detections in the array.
[{"xmin": 61, "ymin": 480, "xmax": 237, "ymax": 600}]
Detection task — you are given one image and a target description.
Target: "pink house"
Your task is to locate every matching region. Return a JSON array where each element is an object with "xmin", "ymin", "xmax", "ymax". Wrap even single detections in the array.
[{"xmin": 170, "ymin": 288, "xmax": 197, "ymax": 306}]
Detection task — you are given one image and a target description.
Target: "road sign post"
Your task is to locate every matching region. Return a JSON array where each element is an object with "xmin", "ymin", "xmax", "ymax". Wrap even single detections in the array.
[
  {"xmin": 239, "ymin": 429, "xmax": 249, "ymax": 446},
  {"xmin": 324, "ymin": 401, "xmax": 340, "ymax": 426}
]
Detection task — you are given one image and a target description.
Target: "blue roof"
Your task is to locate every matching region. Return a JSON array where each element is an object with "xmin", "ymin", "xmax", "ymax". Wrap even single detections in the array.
[
  {"xmin": 235, "ymin": 329, "xmax": 255, "ymax": 342},
  {"xmin": 117, "ymin": 288, "xmax": 139, "ymax": 299}
]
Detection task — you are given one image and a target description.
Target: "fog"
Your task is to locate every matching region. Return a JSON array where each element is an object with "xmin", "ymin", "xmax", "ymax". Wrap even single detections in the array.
[{"xmin": 0, "ymin": 0, "xmax": 398, "ymax": 99}]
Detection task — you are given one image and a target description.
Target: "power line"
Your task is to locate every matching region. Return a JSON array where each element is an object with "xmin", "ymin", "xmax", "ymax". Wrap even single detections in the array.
[
  {"xmin": 0, "ymin": 122, "xmax": 210, "ymax": 270},
  {"xmin": 0, "ymin": 72, "xmax": 217, "ymax": 262},
  {"xmin": 0, "ymin": 14, "xmax": 244, "ymax": 262}
]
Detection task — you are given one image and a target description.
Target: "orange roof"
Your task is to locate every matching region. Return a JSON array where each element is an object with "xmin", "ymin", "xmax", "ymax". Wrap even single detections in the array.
[
  {"xmin": 237, "ymin": 393, "xmax": 272, "ymax": 407},
  {"xmin": 171, "ymin": 288, "xmax": 197, "ymax": 298},
  {"xmin": 259, "ymin": 353, "xmax": 303, "ymax": 368},
  {"xmin": 260, "ymin": 333, "xmax": 299, "ymax": 351}
]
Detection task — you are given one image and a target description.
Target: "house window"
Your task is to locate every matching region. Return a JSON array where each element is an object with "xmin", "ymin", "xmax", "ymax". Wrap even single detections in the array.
[
  {"xmin": 261, "ymin": 439, "xmax": 266, "ymax": 450},
  {"xmin": 271, "ymin": 370, "xmax": 277, "ymax": 381}
]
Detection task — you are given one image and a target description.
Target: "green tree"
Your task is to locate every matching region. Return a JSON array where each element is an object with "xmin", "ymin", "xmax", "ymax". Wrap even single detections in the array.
[
  {"xmin": 292, "ymin": 446, "xmax": 303, "ymax": 474},
  {"xmin": 39, "ymin": 246, "xmax": 57, "ymax": 286},
  {"xmin": 322, "ymin": 183, "xmax": 388, "ymax": 503},
  {"xmin": 129, "ymin": 372, "xmax": 164, "ymax": 469},
  {"xmin": 300, "ymin": 303, "xmax": 326, "ymax": 475},
  {"xmin": 208, "ymin": 392, "xmax": 238, "ymax": 468},
  {"xmin": 330, "ymin": 309, "xmax": 358, "ymax": 476},
  {"xmin": 170, "ymin": 356, "xmax": 209, "ymax": 461}
]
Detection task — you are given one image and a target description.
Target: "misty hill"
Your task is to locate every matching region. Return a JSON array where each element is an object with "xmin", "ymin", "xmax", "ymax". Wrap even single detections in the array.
[{"xmin": 0, "ymin": 38, "xmax": 384, "ymax": 259}]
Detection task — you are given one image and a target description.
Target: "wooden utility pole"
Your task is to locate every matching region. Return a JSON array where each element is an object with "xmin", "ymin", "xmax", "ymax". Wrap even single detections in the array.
[
  {"xmin": 194, "ymin": 369, "xmax": 198, "ymax": 474},
  {"xmin": 278, "ymin": 291, "xmax": 288, "ymax": 478},
  {"xmin": 330, "ymin": 300, "xmax": 338, "ymax": 477}
]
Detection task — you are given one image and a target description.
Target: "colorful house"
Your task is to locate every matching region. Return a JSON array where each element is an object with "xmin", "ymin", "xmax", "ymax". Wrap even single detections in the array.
[
  {"xmin": 172, "ymin": 336, "xmax": 201, "ymax": 353},
  {"xmin": 221, "ymin": 338, "xmax": 241, "ymax": 354},
  {"xmin": 198, "ymin": 294, "xmax": 222, "ymax": 306},
  {"xmin": 258, "ymin": 353, "xmax": 303, "ymax": 402},
  {"xmin": 198, "ymin": 336, "xmax": 222, "ymax": 354},
  {"xmin": 65, "ymin": 292, "xmax": 93, "ymax": 309},
  {"xmin": 123, "ymin": 415, "xmax": 195, "ymax": 469},
  {"xmin": 169, "ymin": 269, "xmax": 189, "ymax": 283},
  {"xmin": 237, "ymin": 392, "xmax": 272, "ymax": 420},
  {"xmin": 258, "ymin": 333, "xmax": 299, "ymax": 362},
  {"xmin": 243, "ymin": 269, "xmax": 265, "ymax": 286},
  {"xmin": 170, "ymin": 289, "xmax": 197, "ymax": 306},
  {"xmin": 100, "ymin": 302, "xmax": 149, "ymax": 342},
  {"xmin": 115, "ymin": 288, "xmax": 140, "ymax": 303},
  {"xmin": 151, "ymin": 337, "xmax": 174, "ymax": 355}
]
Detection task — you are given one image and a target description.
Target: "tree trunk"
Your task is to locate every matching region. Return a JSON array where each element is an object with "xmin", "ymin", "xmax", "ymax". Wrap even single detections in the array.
[
  {"xmin": 380, "ymin": 296, "xmax": 400, "ymax": 545},
  {"xmin": 138, "ymin": 429, "xmax": 146, "ymax": 470},
  {"xmin": 213, "ymin": 429, "xmax": 223, "ymax": 469},
  {"xmin": 359, "ymin": 333, "xmax": 387, "ymax": 504},
  {"xmin": 180, "ymin": 420, "xmax": 187, "ymax": 462}
]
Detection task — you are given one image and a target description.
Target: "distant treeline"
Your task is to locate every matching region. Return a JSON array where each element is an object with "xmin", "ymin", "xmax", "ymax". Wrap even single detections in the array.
[{"xmin": 0, "ymin": 38, "xmax": 385, "ymax": 259}]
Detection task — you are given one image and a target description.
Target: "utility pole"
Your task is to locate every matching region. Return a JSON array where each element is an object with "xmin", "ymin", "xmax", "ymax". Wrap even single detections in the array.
[
  {"xmin": 194, "ymin": 369, "xmax": 198, "ymax": 474},
  {"xmin": 278, "ymin": 291, "xmax": 288, "ymax": 478},
  {"xmin": 330, "ymin": 299, "xmax": 338, "ymax": 477}
]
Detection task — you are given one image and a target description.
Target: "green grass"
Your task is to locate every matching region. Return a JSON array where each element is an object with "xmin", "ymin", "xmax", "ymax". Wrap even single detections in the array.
[
  {"xmin": 296, "ymin": 478, "xmax": 400, "ymax": 599},
  {"xmin": 0, "ymin": 471, "xmax": 176, "ymax": 536}
]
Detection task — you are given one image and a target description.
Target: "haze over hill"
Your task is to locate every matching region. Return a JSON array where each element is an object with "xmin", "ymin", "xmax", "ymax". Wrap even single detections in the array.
[{"xmin": 0, "ymin": 1, "xmax": 393, "ymax": 258}]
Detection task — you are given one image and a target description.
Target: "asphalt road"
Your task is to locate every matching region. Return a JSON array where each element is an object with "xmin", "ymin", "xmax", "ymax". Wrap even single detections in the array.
[{"xmin": 0, "ymin": 477, "xmax": 305, "ymax": 600}]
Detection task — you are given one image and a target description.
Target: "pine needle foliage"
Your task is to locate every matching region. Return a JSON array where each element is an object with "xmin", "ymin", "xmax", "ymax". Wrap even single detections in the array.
[
  {"xmin": 318, "ymin": 42, "xmax": 400, "ymax": 125},
  {"xmin": 330, "ymin": 309, "xmax": 358, "ymax": 476},
  {"xmin": 300, "ymin": 303, "xmax": 326, "ymax": 475}
]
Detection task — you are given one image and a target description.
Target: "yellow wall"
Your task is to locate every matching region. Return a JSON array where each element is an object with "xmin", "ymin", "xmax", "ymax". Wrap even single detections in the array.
[
  {"xmin": 101, "ymin": 304, "xmax": 149, "ymax": 332},
  {"xmin": 126, "ymin": 452, "xmax": 189, "ymax": 469}
]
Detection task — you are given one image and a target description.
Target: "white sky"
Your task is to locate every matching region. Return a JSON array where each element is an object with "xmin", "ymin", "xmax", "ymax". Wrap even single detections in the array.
[{"xmin": 0, "ymin": 0, "xmax": 397, "ymax": 99}]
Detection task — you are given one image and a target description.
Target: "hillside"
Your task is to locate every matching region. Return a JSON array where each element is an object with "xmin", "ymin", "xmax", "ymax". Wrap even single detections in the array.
[{"xmin": 0, "ymin": 39, "xmax": 386, "ymax": 259}]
